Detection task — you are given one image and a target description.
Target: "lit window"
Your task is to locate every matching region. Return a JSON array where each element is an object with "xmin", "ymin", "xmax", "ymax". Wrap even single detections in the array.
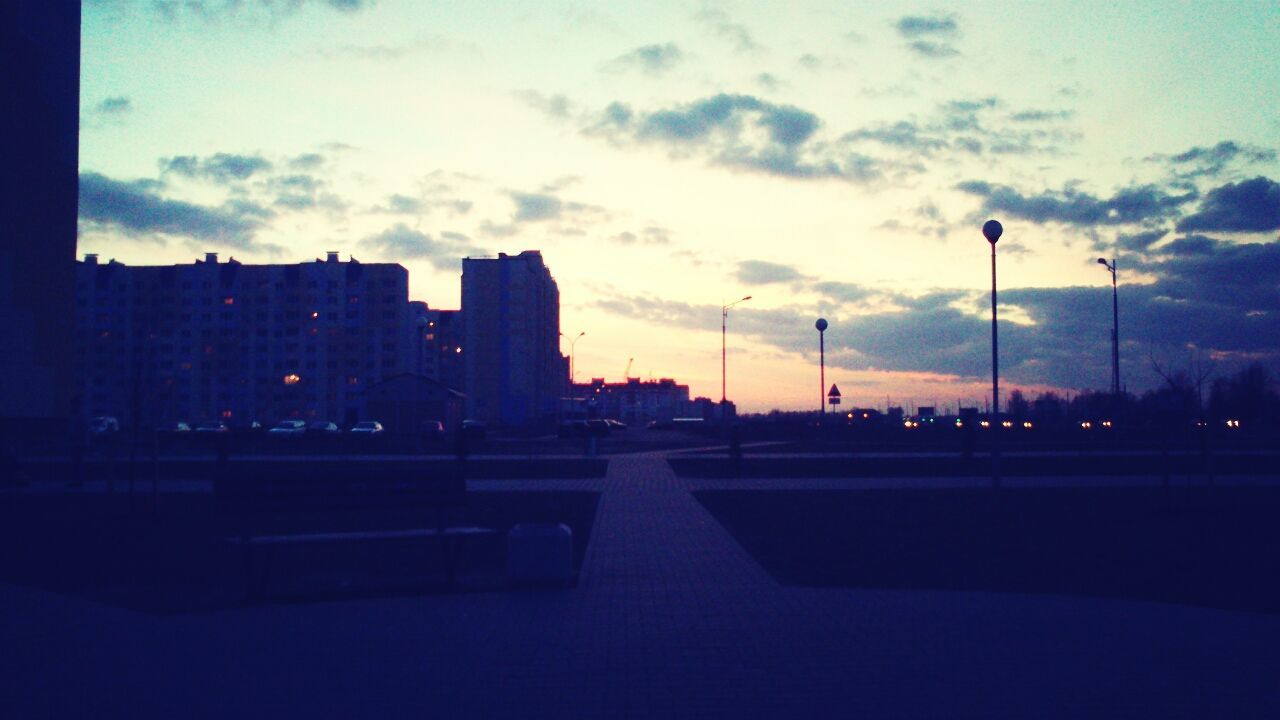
[
  {"xmin": 221, "ymin": 410, "xmax": 233, "ymax": 419},
  {"xmin": 223, "ymin": 297, "xmax": 235, "ymax": 305},
  {"xmin": 311, "ymin": 311, "xmax": 319, "ymax": 319},
  {"xmin": 283, "ymin": 374, "xmax": 301, "ymax": 385},
  {"xmin": 347, "ymin": 376, "xmax": 359, "ymax": 385}
]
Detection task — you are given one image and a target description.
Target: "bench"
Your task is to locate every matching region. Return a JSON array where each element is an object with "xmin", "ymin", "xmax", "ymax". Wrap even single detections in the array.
[{"xmin": 213, "ymin": 460, "xmax": 497, "ymax": 600}]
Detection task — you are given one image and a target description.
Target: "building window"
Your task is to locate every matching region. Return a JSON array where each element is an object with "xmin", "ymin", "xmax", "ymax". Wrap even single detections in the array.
[{"xmin": 283, "ymin": 373, "xmax": 300, "ymax": 385}]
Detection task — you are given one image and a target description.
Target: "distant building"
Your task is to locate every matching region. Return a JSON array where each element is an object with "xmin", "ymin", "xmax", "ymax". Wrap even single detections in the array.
[
  {"xmin": 73, "ymin": 252, "xmax": 421, "ymax": 427},
  {"xmin": 571, "ymin": 377, "xmax": 693, "ymax": 424},
  {"xmin": 461, "ymin": 251, "xmax": 562, "ymax": 427}
]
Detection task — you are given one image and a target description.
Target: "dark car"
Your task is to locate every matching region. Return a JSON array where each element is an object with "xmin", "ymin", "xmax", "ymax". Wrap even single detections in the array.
[{"xmin": 308, "ymin": 421, "xmax": 341, "ymax": 435}]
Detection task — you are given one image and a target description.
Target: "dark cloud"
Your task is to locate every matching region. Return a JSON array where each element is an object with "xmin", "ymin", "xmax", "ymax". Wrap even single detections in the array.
[
  {"xmin": 161, "ymin": 153, "xmax": 274, "ymax": 183},
  {"xmin": 96, "ymin": 96, "xmax": 132, "ymax": 115},
  {"xmin": 735, "ymin": 260, "xmax": 806, "ymax": 285},
  {"xmin": 894, "ymin": 14, "xmax": 959, "ymax": 37},
  {"xmin": 359, "ymin": 223, "xmax": 481, "ymax": 271},
  {"xmin": 268, "ymin": 173, "xmax": 344, "ymax": 211},
  {"xmin": 607, "ymin": 43, "xmax": 683, "ymax": 75},
  {"xmin": 1113, "ymin": 228, "xmax": 1168, "ymax": 253},
  {"xmin": 376, "ymin": 194, "xmax": 423, "ymax": 214},
  {"xmin": 1175, "ymin": 176, "xmax": 1280, "ymax": 233},
  {"xmin": 288, "ymin": 152, "xmax": 326, "ymax": 170},
  {"xmin": 78, "ymin": 171, "xmax": 266, "ymax": 247},
  {"xmin": 593, "ymin": 235, "xmax": 1280, "ymax": 392},
  {"xmin": 957, "ymin": 180, "xmax": 1196, "ymax": 226}
]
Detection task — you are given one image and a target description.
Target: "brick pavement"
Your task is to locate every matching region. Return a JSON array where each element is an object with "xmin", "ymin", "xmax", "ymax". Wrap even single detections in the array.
[{"xmin": 4, "ymin": 456, "xmax": 1280, "ymax": 718}]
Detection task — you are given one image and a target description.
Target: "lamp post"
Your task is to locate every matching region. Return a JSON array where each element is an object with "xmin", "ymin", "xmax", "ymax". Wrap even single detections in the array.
[
  {"xmin": 1097, "ymin": 258, "xmax": 1120, "ymax": 397},
  {"xmin": 983, "ymin": 219, "xmax": 1003, "ymax": 490},
  {"xmin": 565, "ymin": 331, "xmax": 585, "ymax": 384},
  {"xmin": 721, "ymin": 296, "xmax": 752, "ymax": 412},
  {"xmin": 815, "ymin": 318, "xmax": 828, "ymax": 420}
]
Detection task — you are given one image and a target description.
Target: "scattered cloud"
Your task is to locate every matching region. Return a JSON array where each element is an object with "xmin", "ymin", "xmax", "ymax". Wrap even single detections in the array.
[
  {"xmin": 957, "ymin": 180, "xmax": 1197, "ymax": 226},
  {"xmin": 605, "ymin": 43, "xmax": 683, "ymax": 75},
  {"xmin": 359, "ymin": 223, "xmax": 482, "ymax": 271},
  {"xmin": 1175, "ymin": 176, "xmax": 1280, "ymax": 233},
  {"xmin": 611, "ymin": 227, "xmax": 672, "ymax": 245},
  {"xmin": 151, "ymin": 0, "xmax": 374, "ymax": 22},
  {"xmin": 96, "ymin": 96, "xmax": 132, "ymax": 115},
  {"xmin": 585, "ymin": 93, "xmax": 901, "ymax": 183},
  {"xmin": 319, "ymin": 33, "xmax": 452, "ymax": 61},
  {"xmin": 735, "ymin": 260, "xmax": 807, "ymax": 285},
  {"xmin": 695, "ymin": 8, "xmax": 762, "ymax": 53},
  {"xmin": 1149, "ymin": 140, "xmax": 1278, "ymax": 180},
  {"xmin": 161, "ymin": 153, "xmax": 274, "ymax": 183},
  {"xmin": 894, "ymin": 13, "xmax": 961, "ymax": 58}
]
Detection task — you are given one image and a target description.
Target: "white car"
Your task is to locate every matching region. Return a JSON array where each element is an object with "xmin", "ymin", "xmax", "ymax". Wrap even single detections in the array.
[
  {"xmin": 267, "ymin": 420, "xmax": 307, "ymax": 436},
  {"xmin": 348, "ymin": 421, "xmax": 384, "ymax": 435}
]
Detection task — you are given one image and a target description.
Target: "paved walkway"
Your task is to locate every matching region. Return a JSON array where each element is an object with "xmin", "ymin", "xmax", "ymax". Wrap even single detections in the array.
[{"xmin": 4, "ymin": 457, "xmax": 1280, "ymax": 718}]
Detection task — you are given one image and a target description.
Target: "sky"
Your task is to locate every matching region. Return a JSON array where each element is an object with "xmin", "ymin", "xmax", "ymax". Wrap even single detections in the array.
[{"xmin": 78, "ymin": 0, "xmax": 1280, "ymax": 413}]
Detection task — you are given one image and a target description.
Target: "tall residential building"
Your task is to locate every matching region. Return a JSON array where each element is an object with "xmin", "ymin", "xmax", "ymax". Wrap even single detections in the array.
[
  {"xmin": 1, "ymin": 2, "xmax": 80, "ymax": 433},
  {"xmin": 462, "ymin": 251, "xmax": 562, "ymax": 426},
  {"xmin": 73, "ymin": 252, "xmax": 418, "ymax": 427}
]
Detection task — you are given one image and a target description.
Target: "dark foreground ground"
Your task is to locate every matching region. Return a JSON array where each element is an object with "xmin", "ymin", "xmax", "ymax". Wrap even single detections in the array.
[
  {"xmin": 0, "ymin": 490, "xmax": 599, "ymax": 614},
  {"xmin": 696, "ymin": 485, "xmax": 1280, "ymax": 615}
]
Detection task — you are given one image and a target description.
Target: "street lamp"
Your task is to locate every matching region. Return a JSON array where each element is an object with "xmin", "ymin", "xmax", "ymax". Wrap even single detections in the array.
[
  {"xmin": 1097, "ymin": 258, "xmax": 1120, "ymax": 397},
  {"xmin": 983, "ymin": 219, "xmax": 1003, "ymax": 489},
  {"xmin": 721, "ymin": 296, "xmax": 752, "ymax": 409},
  {"xmin": 566, "ymin": 331, "xmax": 585, "ymax": 384},
  {"xmin": 815, "ymin": 318, "xmax": 828, "ymax": 419}
]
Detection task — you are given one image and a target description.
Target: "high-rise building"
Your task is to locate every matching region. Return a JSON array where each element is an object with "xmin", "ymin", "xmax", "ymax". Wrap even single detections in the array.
[
  {"xmin": 461, "ymin": 251, "xmax": 562, "ymax": 426},
  {"xmin": 73, "ymin": 252, "xmax": 418, "ymax": 427},
  {"xmin": 1, "ymin": 2, "xmax": 81, "ymax": 434}
]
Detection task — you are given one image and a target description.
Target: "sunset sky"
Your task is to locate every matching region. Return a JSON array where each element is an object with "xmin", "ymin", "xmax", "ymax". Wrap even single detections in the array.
[{"xmin": 78, "ymin": 0, "xmax": 1280, "ymax": 412}]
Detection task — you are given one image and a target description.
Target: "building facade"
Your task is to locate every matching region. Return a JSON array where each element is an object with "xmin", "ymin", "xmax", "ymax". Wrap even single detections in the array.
[
  {"xmin": 570, "ymin": 378, "xmax": 694, "ymax": 425},
  {"xmin": 73, "ymin": 252, "xmax": 421, "ymax": 428},
  {"xmin": 461, "ymin": 251, "xmax": 562, "ymax": 427}
]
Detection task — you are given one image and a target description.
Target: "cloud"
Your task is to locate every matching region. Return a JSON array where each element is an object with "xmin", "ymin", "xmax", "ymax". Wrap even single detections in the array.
[
  {"xmin": 611, "ymin": 226, "xmax": 672, "ymax": 245},
  {"xmin": 894, "ymin": 14, "xmax": 959, "ymax": 37},
  {"xmin": 1009, "ymin": 109, "xmax": 1074, "ymax": 123},
  {"xmin": 894, "ymin": 13, "xmax": 960, "ymax": 58},
  {"xmin": 695, "ymin": 8, "xmax": 761, "ymax": 53},
  {"xmin": 586, "ymin": 93, "xmax": 900, "ymax": 183},
  {"xmin": 319, "ymin": 33, "xmax": 451, "ymax": 61},
  {"xmin": 95, "ymin": 96, "xmax": 132, "ymax": 115},
  {"xmin": 1175, "ymin": 176, "xmax": 1280, "ymax": 233},
  {"xmin": 957, "ymin": 180, "xmax": 1196, "ymax": 226},
  {"xmin": 907, "ymin": 40, "xmax": 960, "ymax": 58},
  {"xmin": 842, "ymin": 120, "xmax": 948, "ymax": 156},
  {"xmin": 735, "ymin": 260, "xmax": 806, "ymax": 285},
  {"xmin": 606, "ymin": 43, "xmax": 683, "ymax": 75},
  {"xmin": 359, "ymin": 223, "xmax": 482, "ymax": 270},
  {"xmin": 152, "ymin": 0, "xmax": 374, "ymax": 21},
  {"xmin": 267, "ymin": 173, "xmax": 345, "ymax": 211},
  {"xmin": 1149, "ymin": 141, "xmax": 1277, "ymax": 180},
  {"xmin": 161, "ymin": 153, "xmax": 274, "ymax": 183},
  {"xmin": 511, "ymin": 192, "xmax": 563, "ymax": 222},
  {"xmin": 78, "ymin": 171, "xmax": 266, "ymax": 247}
]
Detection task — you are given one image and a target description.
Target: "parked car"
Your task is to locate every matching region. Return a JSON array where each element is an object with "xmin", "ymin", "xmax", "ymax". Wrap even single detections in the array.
[
  {"xmin": 194, "ymin": 421, "xmax": 230, "ymax": 433},
  {"xmin": 267, "ymin": 420, "xmax": 307, "ymax": 436},
  {"xmin": 420, "ymin": 421, "xmax": 446, "ymax": 441},
  {"xmin": 604, "ymin": 419, "xmax": 628, "ymax": 430},
  {"xmin": 461, "ymin": 419, "xmax": 487, "ymax": 441},
  {"xmin": 156, "ymin": 421, "xmax": 191, "ymax": 434},
  {"xmin": 308, "ymin": 421, "xmax": 341, "ymax": 435},
  {"xmin": 88, "ymin": 416, "xmax": 119, "ymax": 436},
  {"xmin": 348, "ymin": 421, "xmax": 384, "ymax": 436}
]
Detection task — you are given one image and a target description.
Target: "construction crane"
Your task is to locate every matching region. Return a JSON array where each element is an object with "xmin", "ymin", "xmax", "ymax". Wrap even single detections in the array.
[{"xmin": 624, "ymin": 357, "xmax": 633, "ymax": 379}]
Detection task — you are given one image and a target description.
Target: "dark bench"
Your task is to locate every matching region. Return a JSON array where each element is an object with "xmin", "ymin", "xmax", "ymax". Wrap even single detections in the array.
[{"xmin": 213, "ymin": 460, "xmax": 497, "ymax": 599}]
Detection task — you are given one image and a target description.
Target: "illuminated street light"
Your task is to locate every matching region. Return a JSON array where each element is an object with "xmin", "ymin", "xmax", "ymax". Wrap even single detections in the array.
[{"xmin": 983, "ymin": 219, "xmax": 1003, "ymax": 489}]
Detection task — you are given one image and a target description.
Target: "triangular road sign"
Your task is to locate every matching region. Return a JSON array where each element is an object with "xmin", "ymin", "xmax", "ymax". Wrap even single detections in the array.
[{"xmin": 827, "ymin": 384, "xmax": 841, "ymax": 397}]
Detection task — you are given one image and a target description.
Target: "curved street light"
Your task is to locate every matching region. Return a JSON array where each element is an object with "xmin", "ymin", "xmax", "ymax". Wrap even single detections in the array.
[
  {"xmin": 721, "ymin": 296, "xmax": 752, "ymax": 408},
  {"xmin": 563, "ymin": 331, "xmax": 585, "ymax": 384},
  {"xmin": 1097, "ymin": 258, "xmax": 1120, "ymax": 397}
]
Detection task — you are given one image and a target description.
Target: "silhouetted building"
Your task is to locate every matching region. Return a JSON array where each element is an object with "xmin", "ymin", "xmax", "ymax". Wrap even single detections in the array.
[
  {"xmin": 364, "ymin": 374, "xmax": 465, "ymax": 434},
  {"xmin": 1, "ymin": 2, "xmax": 80, "ymax": 432},
  {"xmin": 73, "ymin": 252, "xmax": 421, "ymax": 427},
  {"xmin": 461, "ymin": 251, "xmax": 562, "ymax": 427},
  {"xmin": 570, "ymin": 377, "xmax": 693, "ymax": 424}
]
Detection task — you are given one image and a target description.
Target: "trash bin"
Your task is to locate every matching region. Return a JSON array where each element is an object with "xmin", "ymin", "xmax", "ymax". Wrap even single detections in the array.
[{"xmin": 507, "ymin": 523, "xmax": 574, "ymax": 585}]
